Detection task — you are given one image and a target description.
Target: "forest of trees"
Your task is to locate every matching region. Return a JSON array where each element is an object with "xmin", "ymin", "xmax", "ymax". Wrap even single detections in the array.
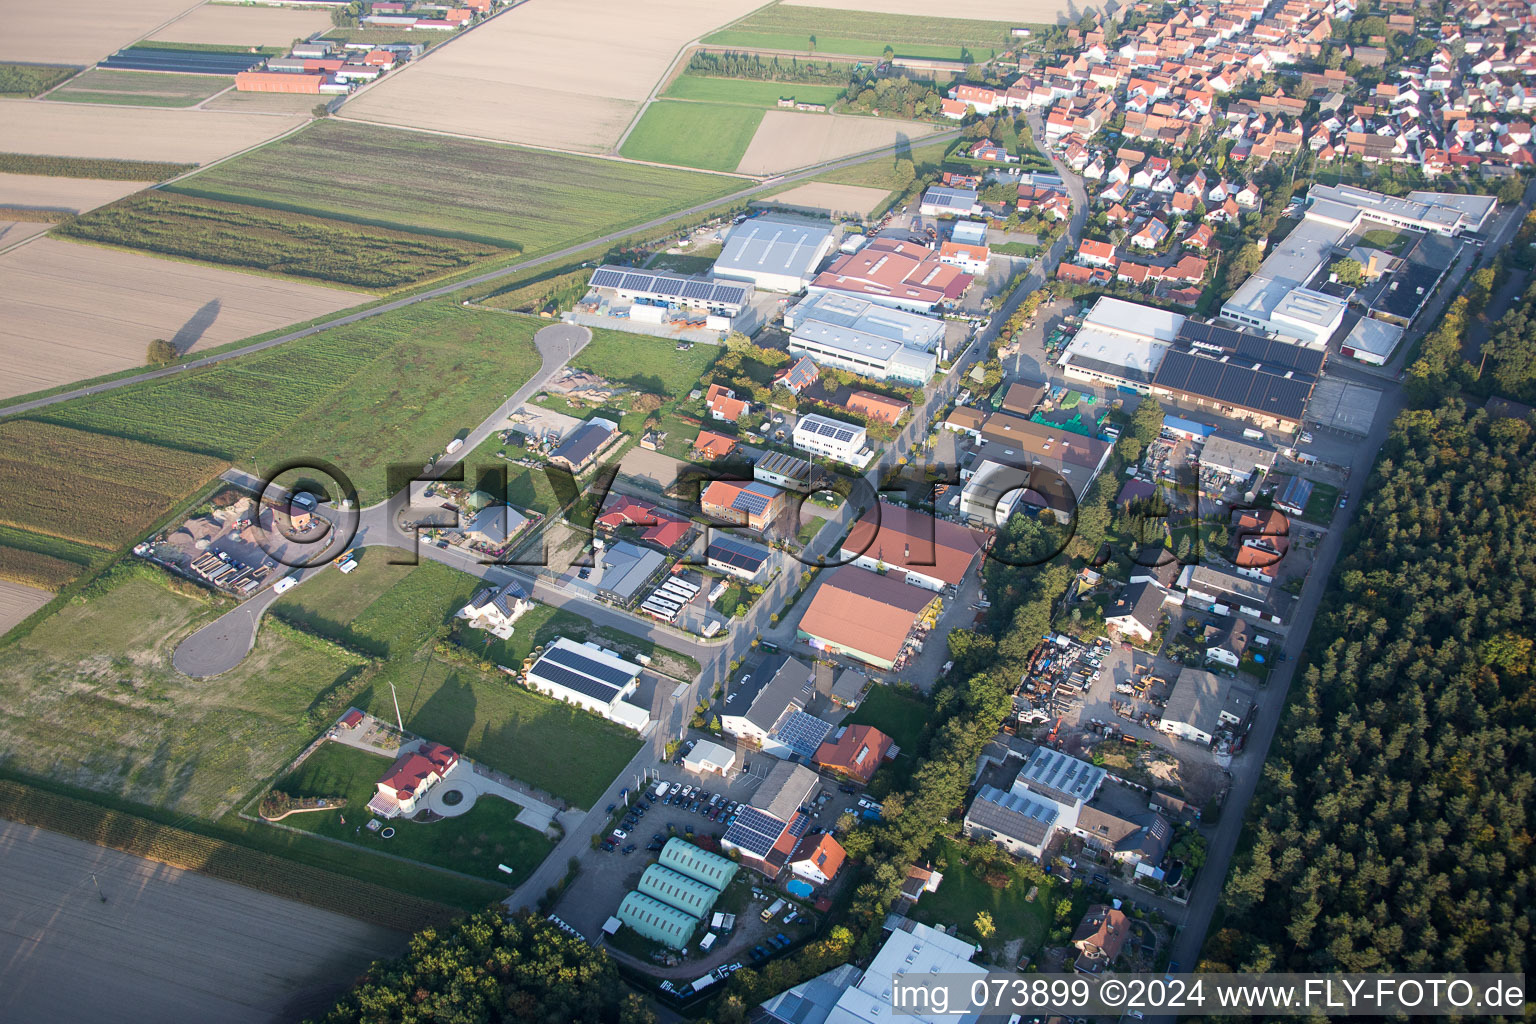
[
  {"xmin": 311, "ymin": 911, "xmax": 655, "ymax": 1024},
  {"xmin": 1205, "ymin": 401, "xmax": 1535, "ymax": 974}
]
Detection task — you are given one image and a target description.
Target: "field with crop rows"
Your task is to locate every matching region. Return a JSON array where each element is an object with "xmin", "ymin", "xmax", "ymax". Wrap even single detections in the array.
[
  {"xmin": 0, "ymin": 152, "xmax": 194, "ymax": 181},
  {"xmin": 661, "ymin": 74, "xmax": 846, "ymax": 109},
  {"xmin": 703, "ymin": 5, "xmax": 1016, "ymax": 59},
  {"xmin": 35, "ymin": 301, "xmax": 542, "ymax": 505},
  {"xmin": 60, "ymin": 192, "xmax": 503, "ymax": 289},
  {"xmin": 169, "ymin": 120, "xmax": 741, "ymax": 253},
  {"xmin": 46, "ymin": 69, "xmax": 232, "ymax": 108},
  {"xmin": 0, "ymin": 547, "xmax": 83, "ymax": 591},
  {"xmin": 619, "ymin": 101, "xmax": 765, "ymax": 172},
  {"xmin": 0, "ymin": 63, "xmax": 76, "ymax": 97},
  {"xmin": 0, "ymin": 421, "xmax": 226, "ymax": 550}
]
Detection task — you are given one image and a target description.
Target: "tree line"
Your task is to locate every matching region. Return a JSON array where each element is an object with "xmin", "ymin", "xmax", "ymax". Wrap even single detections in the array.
[{"xmin": 686, "ymin": 51, "xmax": 852, "ymax": 85}]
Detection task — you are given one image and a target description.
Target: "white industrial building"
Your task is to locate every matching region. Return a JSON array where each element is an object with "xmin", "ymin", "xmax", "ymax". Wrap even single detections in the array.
[
  {"xmin": 919, "ymin": 185, "xmax": 982, "ymax": 217},
  {"xmin": 522, "ymin": 637, "xmax": 650, "ymax": 731},
  {"xmin": 784, "ymin": 291, "xmax": 944, "ymax": 385},
  {"xmin": 793, "ymin": 413, "xmax": 872, "ymax": 468},
  {"xmin": 1057, "ymin": 296, "xmax": 1185, "ymax": 392},
  {"xmin": 1340, "ymin": 316, "xmax": 1405, "ymax": 366},
  {"xmin": 683, "ymin": 739, "xmax": 737, "ymax": 777},
  {"xmin": 964, "ymin": 748, "xmax": 1107, "ymax": 861},
  {"xmin": 1161, "ymin": 668, "xmax": 1255, "ymax": 745},
  {"xmin": 711, "ymin": 215, "xmax": 838, "ymax": 293}
]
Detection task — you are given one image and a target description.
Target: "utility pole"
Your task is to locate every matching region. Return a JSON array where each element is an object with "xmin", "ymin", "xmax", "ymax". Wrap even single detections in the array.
[
  {"xmin": 91, "ymin": 873, "xmax": 107, "ymax": 903},
  {"xmin": 389, "ymin": 682, "xmax": 404, "ymax": 735}
]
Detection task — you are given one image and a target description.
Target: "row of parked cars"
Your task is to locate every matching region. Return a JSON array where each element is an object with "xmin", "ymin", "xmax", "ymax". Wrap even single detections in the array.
[
  {"xmin": 748, "ymin": 933, "xmax": 794, "ymax": 962},
  {"xmin": 659, "ymin": 783, "xmax": 740, "ymax": 826}
]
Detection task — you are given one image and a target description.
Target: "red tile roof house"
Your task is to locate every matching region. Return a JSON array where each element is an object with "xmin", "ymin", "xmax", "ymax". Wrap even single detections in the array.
[
  {"xmin": 1077, "ymin": 239, "xmax": 1118, "ymax": 267},
  {"xmin": 705, "ymin": 383, "xmax": 747, "ymax": 422},
  {"xmin": 367, "ymin": 741, "xmax": 458, "ymax": 818},
  {"xmin": 814, "ymin": 723, "xmax": 896, "ymax": 784},
  {"xmin": 846, "ymin": 390, "xmax": 910, "ymax": 425},
  {"xmin": 788, "ymin": 832, "xmax": 848, "ymax": 886}
]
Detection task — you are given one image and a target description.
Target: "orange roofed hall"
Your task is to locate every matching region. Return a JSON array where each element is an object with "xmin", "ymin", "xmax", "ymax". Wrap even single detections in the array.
[
  {"xmin": 808, "ymin": 238, "xmax": 973, "ymax": 313},
  {"xmin": 839, "ymin": 504, "xmax": 986, "ymax": 592},
  {"xmin": 797, "ymin": 566, "xmax": 940, "ymax": 670}
]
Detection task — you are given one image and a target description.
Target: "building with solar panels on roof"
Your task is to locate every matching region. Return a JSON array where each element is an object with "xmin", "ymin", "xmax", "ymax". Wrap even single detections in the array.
[
  {"xmin": 712, "ymin": 214, "xmax": 839, "ymax": 293},
  {"xmin": 577, "ymin": 265, "xmax": 758, "ymax": 336},
  {"xmin": 521, "ymin": 637, "xmax": 650, "ymax": 731},
  {"xmin": 700, "ymin": 479, "xmax": 786, "ymax": 532},
  {"xmin": 722, "ymin": 760, "xmax": 821, "ymax": 878},
  {"xmin": 707, "ymin": 534, "xmax": 773, "ymax": 582},
  {"xmin": 793, "ymin": 413, "xmax": 872, "ymax": 468},
  {"xmin": 1150, "ymin": 320, "xmax": 1325, "ymax": 433},
  {"xmin": 964, "ymin": 784, "xmax": 1062, "ymax": 860},
  {"xmin": 721, "ymin": 656, "xmax": 831, "ymax": 760}
]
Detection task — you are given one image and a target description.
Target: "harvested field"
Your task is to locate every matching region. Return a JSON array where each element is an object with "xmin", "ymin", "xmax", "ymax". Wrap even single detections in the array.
[
  {"xmin": 736, "ymin": 110, "xmax": 942, "ymax": 175},
  {"xmin": 0, "ymin": 99, "xmax": 307, "ymax": 164},
  {"xmin": 0, "ymin": 237, "xmax": 363, "ymax": 399},
  {"xmin": 340, "ymin": 0, "xmax": 763, "ymax": 152},
  {"xmin": 0, "ymin": 421, "xmax": 226, "ymax": 550},
  {"xmin": 202, "ymin": 89, "xmax": 322, "ymax": 114},
  {"xmin": 170, "ymin": 120, "xmax": 739, "ymax": 253},
  {"xmin": 619, "ymin": 101, "xmax": 763, "ymax": 172},
  {"xmin": 59, "ymin": 192, "xmax": 502, "ymax": 289},
  {"xmin": 0, "ymin": 0, "xmax": 203, "ymax": 66},
  {"xmin": 45, "ymin": 69, "xmax": 231, "ymax": 108},
  {"xmin": 704, "ymin": 4, "xmax": 1021, "ymax": 59},
  {"xmin": 758, "ymin": 181, "xmax": 892, "ymax": 217},
  {"xmin": 156, "ymin": 3, "xmax": 335, "ymax": 46},
  {"xmin": 0, "ymin": 220, "xmax": 51, "ymax": 248},
  {"xmin": 781, "ymin": 0, "xmax": 1068, "ymax": 19},
  {"xmin": 0, "ymin": 172, "xmax": 147, "ymax": 213},
  {"xmin": 0, "ymin": 579, "xmax": 50, "ymax": 636},
  {"xmin": 0, "ymin": 571, "xmax": 367, "ymax": 819}
]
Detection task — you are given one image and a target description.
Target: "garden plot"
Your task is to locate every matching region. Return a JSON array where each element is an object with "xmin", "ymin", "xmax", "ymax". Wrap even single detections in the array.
[
  {"xmin": 155, "ymin": 3, "xmax": 335, "ymax": 46},
  {"xmin": 0, "ymin": 172, "xmax": 148, "ymax": 214},
  {"xmin": 0, "ymin": 100, "xmax": 307, "ymax": 164},
  {"xmin": 736, "ymin": 110, "xmax": 941, "ymax": 175},
  {"xmin": 0, "ymin": 0, "xmax": 200, "ymax": 66},
  {"xmin": 339, "ymin": 0, "xmax": 764, "ymax": 152},
  {"xmin": 0, "ymin": 237, "xmax": 362, "ymax": 399}
]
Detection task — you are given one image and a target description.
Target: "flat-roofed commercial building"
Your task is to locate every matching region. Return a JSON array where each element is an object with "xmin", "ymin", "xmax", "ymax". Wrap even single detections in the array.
[
  {"xmin": 1340, "ymin": 316, "xmax": 1405, "ymax": 366},
  {"xmin": 971, "ymin": 412, "xmax": 1114, "ymax": 521},
  {"xmin": 585, "ymin": 265, "xmax": 753, "ymax": 316},
  {"xmin": 793, "ymin": 413, "xmax": 871, "ymax": 468},
  {"xmin": 1310, "ymin": 183, "xmax": 1495, "ymax": 236},
  {"xmin": 1151, "ymin": 321, "xmax": 1323, "ymax": 432},
  {"xmin": 754, "ymin": 450, "xmax": 815, "ymax": 492},
  {"xmin": 522, "ymin": 637, "xmax": 649, "ymax": 729},
  {"xmin": 1058, "ymin": 297, "xmax": 1185, "ymax": 392},
  {"xmin": 712, "ymin": 215, "xmax": 838, "ymax": 293},
  {"xmin": 785, "ymin": 290, "xmax": 946, "ymax": 384}
]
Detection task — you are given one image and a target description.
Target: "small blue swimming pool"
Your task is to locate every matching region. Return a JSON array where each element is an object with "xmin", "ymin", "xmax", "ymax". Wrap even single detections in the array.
[{"xmin": 785, "ymin": 879, "xmax": 813, "ymax": 899}]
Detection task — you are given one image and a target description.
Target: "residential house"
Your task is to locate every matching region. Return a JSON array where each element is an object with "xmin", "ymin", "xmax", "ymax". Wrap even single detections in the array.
[
  {"xmin": 1104, "ymin": 579, "xmax": 1167, "ymax": 643},
  {"xmin": 814, "ymin": 723, "xmax": 895, "ymax": 784},
  {"xmin": 705, "ymin": 384, "xmax": 748, "ymax": 422},
  {"xmin": 700, "ymin": 479, "xmax": 785, "ymax": 532},
  {"xmin": 367, "ymin": 741, "xmax": 459, "ymax": 818},
  {"xmin": 788, "ymin": 832, "xmax": 847, "ymax": 886},
  {"xmin": 845, "ymin": 390, "xmax": 910, "ymax": 425},
  {"xmin": 1072, "ymin": 905, "xmax": 1131, "ymax": 974}
]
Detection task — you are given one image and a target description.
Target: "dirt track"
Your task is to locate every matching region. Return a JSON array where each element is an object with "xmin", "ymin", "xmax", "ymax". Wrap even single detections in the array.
[{"xmin": 0, "ymin": 819, "xmax": 402, "ymax": 1024}]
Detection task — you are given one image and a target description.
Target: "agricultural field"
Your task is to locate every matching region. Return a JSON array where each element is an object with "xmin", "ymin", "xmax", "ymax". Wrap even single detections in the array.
[
  {"xmin": 202, "ymin": 89, "xmax": 322, "ymax": 114},
  {"xmin": 156, "ymin": 3, "xmax": 335, "ymax": 46},
  {"xmin": 59, "ymin": 192, "xmax": 502, "ymax": 289},
  {"xmin": 0, "ymin": 100, "xmax": 307, "ymax": 164},
  {"xmin": 736, "ymin": 110, "xmax": 943, "ymax": 175},
  {"xmin": 0, "ymin": 237, "xmax": 364, "ymax": 399},
  {"xmin": 782, "ymin": 0, "xmax": 1065, "ymax": 20},
  {"xmin": 0, "ymin": 63, "xmax": 76, "ymax": 97},
  {"xmin": 0, "ymin": 579, "xmax": 50, "ymax": 637},
  {"xmin": 0, "ymin": 420, "xmax": 226, "ymax": 551},
  {"xmin": 661, "ymin": 74, "xmax": 846, "ymax": 109},
  {"xmin": 0, "ymin": 0, "xmax": 201, "ymax": 66},
  {"xmin": 619, "ymin": 101, "xmax": 764, "ymax": 173},
  {"xmin": 273, "ymin": 741, "xmax": 556, "ymax": 886},
  {"xmin": 45, "ymin": 69, "xmax": 231, "ymax": 108},
  {"xmin": 339, "ymin": 0, "xmax": 763, "ymax": 152},
  {"xmin": 0, "ymin": 153, "xmax": 193, "ymax": 181},
  {"xmin": 0, "ymin": 569, "xmax": 368, "ymax": 819},
  {"xmin": 0, "ymin": 220, "xmax": 51, "ymax": 249},
  {"xmin": 758, "ymin": 181, "xmax": 892, "ymax": 218},
  {"xmin": 0, "ymin": 524, "xmax": 104, "ymax": 591},
  {"xmin": 35, "ymin": 301, "xmax": 542, "ymax": 506},
  {"xmin": 703, "ymin": 4, "xmax": 1020, "ymax": 60},
  {"xmin": 0, "ymin": 172, "xmax": 147, "ymax": 213},
  {"xmin": 811, "ymin": 136, "xmax": 952, "ymax": 189},
  {"xmin": 169, "ymin": 120, "xmax": 740, "ymax": 253}
]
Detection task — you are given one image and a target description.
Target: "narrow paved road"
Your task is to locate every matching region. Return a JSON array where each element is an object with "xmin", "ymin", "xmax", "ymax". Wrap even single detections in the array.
[{"xmin": 0, "ymin": 820, "xmax": 401, "ymax": 1024}]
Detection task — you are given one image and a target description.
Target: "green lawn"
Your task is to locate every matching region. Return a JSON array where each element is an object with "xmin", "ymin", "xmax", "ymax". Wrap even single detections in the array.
[
  {"xmin": 274, "ymin": 556, "xmax": 479, "ymax": 659},
  {"xmin": 573, "ymin": 327, "xmax": 721, "ymax": 399},
  {"xmin": 702, "ymin": 6, "xmax": 1018, "ymax": 61},
  {"xmin": 661, "ymin": 75, "xmax": 845, "ymax": 109},
  {"xmin": 459, "ymin": 437, "xmax": 565, "ymax": 517},
  {"xmin": 619, "ymin": 101, "xmax": 764, "ymax": 173},
  {"xmin": 910, "ymin": 837, "xmax": 1058, "ymax": 962},
  {"xmin": 457, "ymin": 602, "xmax": 700, "ymax": 681},
  {"xmin": 167, "ymin": 119, "xmax": 740, "ymax": 253},
  {"xmin": 843, "ymin": 685, "xmax": 930, "ymax": 752},
  {"xmin": 46, "ymin": 69, "xmax": 230, "ymax": 107},
  {"xmin": 38, "ymin": 301, "xmax": 543, "ymax": 506},
  {"xmin": 0, "ymin": 570, "xmax": 366, "ymax": 819},
  {"xmin": 274, "ymin": 741, "xmax": 555, "ymax": 886},
  {"xmin": 1301, "ymin": 481, "xmax": 1341, "ymax": 525}
]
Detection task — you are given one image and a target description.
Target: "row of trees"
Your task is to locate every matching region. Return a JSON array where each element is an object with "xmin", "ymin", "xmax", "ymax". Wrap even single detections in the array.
[{"xmin": 685, "ymin": 51, "xmax": 852, "ymax": 85}]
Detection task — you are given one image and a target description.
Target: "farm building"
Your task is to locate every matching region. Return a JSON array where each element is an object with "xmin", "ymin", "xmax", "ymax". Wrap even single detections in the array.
[
  {"xmin": 616, "ymin": 891, "xmax": 697, "ymax": 949},
  {"xmin": 712, "ymin": 215, "xmax": 838, "ymax": 293},
  {"xmin": 522, "ymin": 637, "xmax": 649, "ymax": 730},
  {"xmin": 236, "ymin": 70, "xmax": 324, "ymax": 93},
  {"xmin": 796, "ymin": 566, "xmax": 939, "ymax": 670}
]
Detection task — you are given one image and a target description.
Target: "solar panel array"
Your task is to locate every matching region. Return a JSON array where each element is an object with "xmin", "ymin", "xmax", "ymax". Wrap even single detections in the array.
[
  {"xmin": 543, "ymin": 645, "xmax": 634, "ymax": 689},
  {"xmin": 732, "ymin": 483, "xmax": 778, "ymax": 517},
  {"xmin": 708, "ymin": 536, "xmax": 770, "ymax": 573},
  {"xmin": 725, "ymin": 806, "xmax": 786, "ymax": 858},
  {"xmin": 801, "ymin": 417, "xmax": 858, "ymax": 443},
  {"xmin": 100, "ymin": 47, "xmax": 265, "ymax": 75},
  {"xmin": 529, "ymin": 660, "xmax": 624, "ymax": 703},
  {"xmin": 1178, "ymin": 321, "xmax": 1325, "ymax": 378},
  {"xmin": 588, "ymin": 266, "xmax": 749, "ymax": 308},
  {"xmin": 773, "ymin": 711, "xmax": 833, "ymax": 759},
  {"xmin": 1153, "ymin": 350, "xmax": 1315, "ymax": 421}
]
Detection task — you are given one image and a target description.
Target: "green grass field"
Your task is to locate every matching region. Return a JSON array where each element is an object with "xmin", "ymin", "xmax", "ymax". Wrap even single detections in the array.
[
  {"xmin": 35, "ymin": 301, "xmax": 543, "ymax": 506},
  {"xmin": 619, "ymin": 101, "xmax": 764, "ymax": 173},
  {"xmin": 702, "ymin": 6, "xmax": 1017, "ymax": 61},
  {"xmin": 0, "ymin": 570, "xmax": 366, "ymax": 819},
  {"xmin": 274, "ymin": 555, "xmax": 478, "ymax": 659},
  {"xmin": 843, "ymin": 685, "xmax": 930, "ymax": 752},
  {"xmin": 45, "ymin": 69, "xmax": 230, "ymax": 107},
  {"xmin": 661, "ymin": 74, "xmax": 845, "ymax": 109},
  {"xmin": 0, "ymin": 62, "xmax": 77, "ymax": 97},
  {"xmin": 274, "ymin": 741, "xmax": 555, "ymax": 885},
  {"xmin": 168, "ymin": 120, "xmax": 741, "ymax": 253},
  {"xmin": 910, "ymin": 837, "xmax": 1059, "ymax": 960}
]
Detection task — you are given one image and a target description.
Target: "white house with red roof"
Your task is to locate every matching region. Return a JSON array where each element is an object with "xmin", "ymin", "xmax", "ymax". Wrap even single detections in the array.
[{"xmin": 367, "ymin": 741, "xmax": 459, "ymax": 819}]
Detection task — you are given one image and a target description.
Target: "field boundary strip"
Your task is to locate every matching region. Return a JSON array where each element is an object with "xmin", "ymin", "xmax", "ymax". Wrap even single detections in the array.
[{"xmin": 0, "ymin": 778, "xmax": 463, "ymax": 933}]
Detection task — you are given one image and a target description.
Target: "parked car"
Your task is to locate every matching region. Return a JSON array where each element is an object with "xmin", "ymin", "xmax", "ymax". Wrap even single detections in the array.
[
  {"xmin": 612, "ymin": 829, "xmax": 628, "ymax": 840},
  {"xmin": 622, "ymin": 844, "xmax": 636, "ymax": 855},
  {"xmin": 1093, "ymin": 873, "xmax": 1109, "ymax": 884}
]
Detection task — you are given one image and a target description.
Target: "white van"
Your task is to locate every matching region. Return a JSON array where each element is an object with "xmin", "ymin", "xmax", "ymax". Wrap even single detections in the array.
[
  {"xmin": 338, "ymin": 558, "xmax": 359, "ymax": 574},
  {"xmin": 272, "ymin": 576, "xmax": 297, "ymax": 594},
  {"xmin": 445, "ymin": 437, "xmax": 465, "ymax": 454}
]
